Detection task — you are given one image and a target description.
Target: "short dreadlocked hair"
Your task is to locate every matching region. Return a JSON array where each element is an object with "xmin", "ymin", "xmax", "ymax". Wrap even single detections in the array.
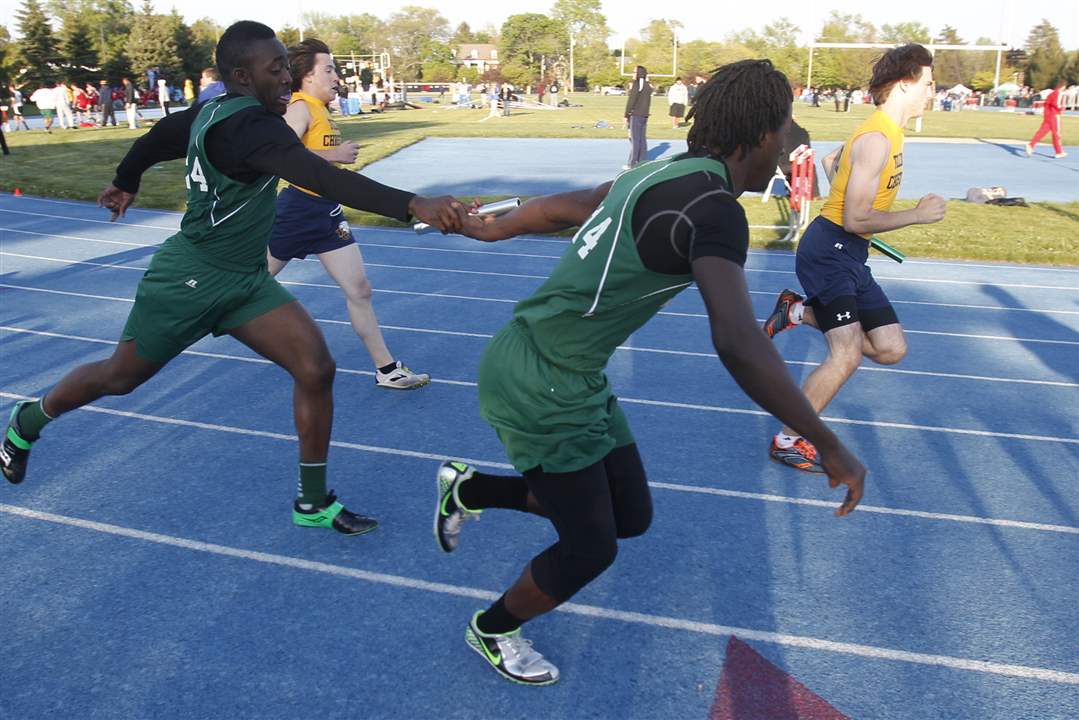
[{"xmin": 686, "ymin": 59, "xmax": 792, "ymax": 159}]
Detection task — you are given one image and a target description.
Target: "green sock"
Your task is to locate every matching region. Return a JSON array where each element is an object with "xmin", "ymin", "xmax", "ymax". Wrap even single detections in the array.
[
  {"xmin": 297, "ymin": 463, "xmax": 328, "ymax": 507},
  {"xmin": 15, "ymin": 398, "xmax": 54, "ymax": 441}
]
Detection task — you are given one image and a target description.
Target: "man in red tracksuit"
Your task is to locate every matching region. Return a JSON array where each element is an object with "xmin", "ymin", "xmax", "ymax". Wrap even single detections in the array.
[{"xmin": 1026, "ymin": 80, "xmax": 1067, "ymax": 159}]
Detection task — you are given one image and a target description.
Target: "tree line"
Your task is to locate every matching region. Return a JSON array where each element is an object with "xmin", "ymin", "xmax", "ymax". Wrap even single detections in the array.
[{"xmin": 2, "ymin": 0, "xmax": 1076, "ymax": 96}]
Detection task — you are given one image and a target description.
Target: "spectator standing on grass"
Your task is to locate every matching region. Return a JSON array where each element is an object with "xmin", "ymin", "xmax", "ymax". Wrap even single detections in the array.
[
  {"xmin": 72, "ymin": 83, "xmax": 89, "ymax": 124},
  {"xmin": 123, "ymin": 78, "xmax": 139, "ymax": 129},
  {"xmin": 623, "ymin": 65, "xmax": 653, "ymax": 168},
  {"xmin": 337, "ymin": 81, "xmax": 351, "ymax": 116},
  {"xmin": 667, "ymin": 77, "xmax": 688, "ymax": 128},
  {"xmin": 360, "ymin": 63, "xmax": 373, "ymax": 96},
  {"xmin": 8, "ymin": 85, "xmax": 29, "ymax": 131},
  {"xmin": 54, "ymin": 81, "xmax": 75, "ymax": 129},
  {"xmin": 99, "ymin": 79, "xmax": 117, "ymax": 127},
  {"xmin": 30, "ymin": 84, "xmax": 56, "ymax": 132},
  {"xmin": 157, "ymin": 77, "xmax": 170, "ymax": 115},
  {"xmin": 1026, "ymin": 79, "xmax": 1067, "ymax": 159},
  {"xmin": 183, "ymin": 78, "xmax": 195, "ymax": 105}
]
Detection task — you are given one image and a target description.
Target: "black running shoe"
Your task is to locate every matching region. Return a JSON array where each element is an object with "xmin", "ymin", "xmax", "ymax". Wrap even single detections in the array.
[
  {"xmin": 292, "ymin": 491, "xmax": 378, "ymax": 536},
  {"xmin": 763, "ymin": 289, "xmax": 804, "ymax": 339},
  {"xmin": 1, "ymin": 401, "xmax": 34, "ymax": 484}
]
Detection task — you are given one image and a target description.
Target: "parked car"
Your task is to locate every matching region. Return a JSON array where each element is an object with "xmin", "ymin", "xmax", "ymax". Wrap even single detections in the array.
[{"xmin": 601, "ymin": 86, "xmax": 626, "ymax": 95}]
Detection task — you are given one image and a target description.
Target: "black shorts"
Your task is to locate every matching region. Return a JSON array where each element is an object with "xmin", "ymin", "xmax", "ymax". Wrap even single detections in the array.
[
  {"xmin": 796, "ymin": 217, "xmax": 898, "ymax": 333},
  {"xmin": 268, "ymin": 186, "xmax": 354, "ymax": 261},
  {"xmin": 669, "ymin": 103, "xmax": 685, "ymax": 118}
]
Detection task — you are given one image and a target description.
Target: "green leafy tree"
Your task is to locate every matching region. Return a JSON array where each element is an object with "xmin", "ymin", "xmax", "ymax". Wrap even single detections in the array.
[
  {"xmin": 189, "ymin": 17, "xmax": 222, "ymax": 71},
  {"xmin": 1023, "ymin": 19, "xmax": 1067, "ymax": 89},
  {"xmin": 168, "ymin": 11, "xmax": 209, "ymax": 86},
  {"xmin": 17, "ymin": 0, "xmax": 60, "ymax": 87},
  {"xmin": 732, "ymin": 18, "xmax": 803, "ymax": 84},
  {"xmin": 0, "ymin": 26, "xmax": 16, "ymax": 88},
  {"xmin": 811, "ymin": 11, "xmax": 877, "ymax": 89},
  {"xmin": 879, "ymin": 22, "xmax": 931, "ymax": 45},
  {"xmin": 499, "ymin": 13, "xmax": 567, "ymax": 85},
  {"xmin": 551, "ymin": 0, "xmax": 609, "ymax": 87},
  {"xmin": 125, "ymin": 0, "xmax": 180, "ymax": 80},
  {"xmin": 277, "ymin": 26, "xmax": 301, "ymax": 48},
  {"xmin": 59, "ymin": 14, "xmax": 98, "ymax": 85},
  {"xmin": 624, "ymin": 19, "xmax": 680, "ymax": 77},
  {"xmin": 49, "ymin": 0, "xmax": 136, "ymax": 83},
  {"xmin": 384, "ymin": 6, "xmax": 450, "ymax": 81}
]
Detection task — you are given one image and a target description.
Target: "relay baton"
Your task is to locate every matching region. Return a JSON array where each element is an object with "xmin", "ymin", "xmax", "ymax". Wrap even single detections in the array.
[
  {"xmin": 870, "ymin": 236, "xmax": 905, "ymax": 263},
  {"xmin": 413, "ymin": 197, "xmax": 521, "ymax": 234}
]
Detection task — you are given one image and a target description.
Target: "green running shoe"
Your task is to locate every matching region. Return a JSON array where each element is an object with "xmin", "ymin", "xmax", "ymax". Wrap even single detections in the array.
[
  {"xmin": 292, "ymin": 491, "xmax": 378, "ymax": 536},
  {"xmin": 1, "ymin": 401, "xmax": 35, "ymax": 485}
]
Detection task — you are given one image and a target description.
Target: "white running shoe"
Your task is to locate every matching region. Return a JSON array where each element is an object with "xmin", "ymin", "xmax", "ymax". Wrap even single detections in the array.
[
  {"xmin": 375, "ymin": 361, "xmax": 430, "ymax": 390},
  {"xmin": 465, "ymin": 612, "xmax": 560, "ymax": 686},
  {"xmin": 1055, "ymin": 152, "xmax": 1068, "ymax": 159},
  {"xmin": 1024, "ymin": 144, "xmax": 1033, "ymax": 157}
]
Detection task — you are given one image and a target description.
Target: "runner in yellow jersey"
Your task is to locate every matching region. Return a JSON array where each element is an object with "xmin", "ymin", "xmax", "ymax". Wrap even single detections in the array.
[
  {"xmin": 267, "ymin": 39, "xmax": 429, "ymax": 390},
  {"xmin": 762, "ymin": 44, "xmax": 946, "ymax": 472}
]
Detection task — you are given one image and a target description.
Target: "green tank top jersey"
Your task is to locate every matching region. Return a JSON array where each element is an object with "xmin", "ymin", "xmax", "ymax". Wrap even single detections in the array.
[
  {"xmin": 513, "ymin": 154, "xmax": 729, "ymax": 374},
  {"xmin": 175, "ymin": 96, "xmax": 279, "ymax": 270}
]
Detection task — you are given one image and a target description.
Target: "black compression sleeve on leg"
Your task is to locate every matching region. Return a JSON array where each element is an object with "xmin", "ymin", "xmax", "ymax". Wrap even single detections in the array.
[
  {"xmin": 602, "ymin": 443, "xmax": 653, "ymax": 539},
  {"xmin": 455, "ymin": 470, "xmax": 530, "ymax": 512},
  {"xmin": 524, "ymin": 461, "xmax": 620, "ymax": 603}
]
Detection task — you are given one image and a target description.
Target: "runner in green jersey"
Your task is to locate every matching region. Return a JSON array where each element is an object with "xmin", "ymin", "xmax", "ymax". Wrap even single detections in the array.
[
  {"xmin": 2, "ymin": 22, "xmax": 465, "ymax": 536},
  {"xmin": 433, "ymin": 61, "xmax": 867, "ymax": 685}
]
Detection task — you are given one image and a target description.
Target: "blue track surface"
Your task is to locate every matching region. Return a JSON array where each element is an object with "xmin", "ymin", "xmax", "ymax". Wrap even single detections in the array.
[
  {"xmin": 1, "ymin": 193, "xmax": 1078, "ymax": 719},
  {"xmin": 361, "ymin": 137, "xmax": 1079, "ymax": 202}
]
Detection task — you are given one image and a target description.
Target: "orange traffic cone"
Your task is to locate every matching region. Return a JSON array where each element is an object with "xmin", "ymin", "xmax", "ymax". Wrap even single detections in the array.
[{"xmin": 13, "ymin": 188, "xmax": 22, "ymax": 196}]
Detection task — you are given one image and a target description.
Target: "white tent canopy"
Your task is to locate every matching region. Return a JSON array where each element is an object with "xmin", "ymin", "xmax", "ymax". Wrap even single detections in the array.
[
  {"xmin": 993, "ymin": 82, "xmax": 1021, "ymax": 93},
  {"xmin": 947, "ymin": 84, "xmax": 973, "ymax": 95}
]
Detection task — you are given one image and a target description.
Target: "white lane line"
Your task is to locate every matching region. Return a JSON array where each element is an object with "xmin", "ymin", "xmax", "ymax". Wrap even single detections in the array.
[
  {"xmin": 648, "ymin": 482, "xmax": 1079, "ymax": 535},
  {"xmin": 4, "ymin": 284, "xmax": 1078, "ymax": 386},
  {"xmin": 2, "ymin": 387, "xmax": 1076, "ymax": 533},
  {"xmin": 620, "ymin": 396, "xmax": 1079, "ymax": 445},
  {"xmin": 7, "ymin": 196, "xmax": 1079, "ymax": 277},
  {"xmin": 6, "ymin": 230, "xmax": 1079, "ymax": 317},
  {"xmin": 8, "ymin": 250, "xmax": 1079, "ymax": 331},
  {"xmin": 3, "ymin": 210, "xmax": 1077, "ymax": 290},
  {"xmin": 2, "ymin": 502, "xmax": 1078, "ymax": 685},
  {"xmin": 0, "ymin": 327, "xmax": 480, "ymax": 388}
]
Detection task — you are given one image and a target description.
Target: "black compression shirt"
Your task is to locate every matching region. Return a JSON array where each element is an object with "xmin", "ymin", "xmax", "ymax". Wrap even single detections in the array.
[
  {"xmin": 112, "ymin": 95, "xmax": 415, "ymax": 221},
  {"xmin": 630, "ymin": 157, "xmax": 749, "ymax": 275}
]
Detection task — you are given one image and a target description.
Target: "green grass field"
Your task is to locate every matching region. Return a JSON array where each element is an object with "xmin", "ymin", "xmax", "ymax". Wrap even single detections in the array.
[{"xmin": 2, "ymin": 94, "xmax": 1076, "ymax": 265}]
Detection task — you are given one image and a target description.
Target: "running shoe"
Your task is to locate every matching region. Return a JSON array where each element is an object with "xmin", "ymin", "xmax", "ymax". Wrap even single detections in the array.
[
  {"xmin": 1, "ymin": 401, "xmax": 35, "ymax": 484},
  {"xmin": 292, "ymin": 491, "xmax": 378, "ymax": 535},
  {"xmin": 769, "ymin": 437, "xmax": 824, "ymax": 473},
  {"xmin": 465, "ymin": 611, "xmax": 560, "ymax": 686},
  {"xmin": 434, "ymin": 461, "xmax": 480, "ymax": 553},
  {"xmin": 1055, "ymin": 152, "xmax": 1068, "ymax": 159},
  {"xmin": 763, "ymin": 289, "xmax": 804, "ymax": 339},
  {"xmin": 1024, "ymin": 144, "xmax": 1033, "ymax": 157},
  {"xmin": 375, "ymin": 361, "xmax": 430, "ymax": 390}
]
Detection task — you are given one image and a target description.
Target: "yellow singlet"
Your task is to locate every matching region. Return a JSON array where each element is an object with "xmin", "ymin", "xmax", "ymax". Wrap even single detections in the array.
[
  {"xmin": 820, "ymin": 110, "xmax": 904, "ymax": 238},
  {"xmin": 288, "ymin": 91, "xmax": 342, "ymax": 196}
]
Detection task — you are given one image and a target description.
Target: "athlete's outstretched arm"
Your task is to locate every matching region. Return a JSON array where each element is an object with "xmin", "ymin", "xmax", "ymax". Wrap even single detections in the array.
[
  {"xmin": 842, "ymin": 132, "xmax": 945, "ymax": 235},
  {"xmin": 246, "ymin": 142, "xmax": 464, "ymax": 233},
  {"xmin": 458, "ymin": 182, "xmax": 613, "ymax": 242},
  {"xmin": 692, "ymin": 255, "xmax": 866, "ymax": 516},
  {"xmin": 99, "ymin": 103, "xmax": 202, "ymax": 220}
]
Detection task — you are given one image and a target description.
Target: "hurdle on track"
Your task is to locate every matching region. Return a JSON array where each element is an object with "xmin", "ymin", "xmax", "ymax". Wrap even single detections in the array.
[{"xmin": 750, "ymin": 144, "xmax": 815, "ymax": 244}]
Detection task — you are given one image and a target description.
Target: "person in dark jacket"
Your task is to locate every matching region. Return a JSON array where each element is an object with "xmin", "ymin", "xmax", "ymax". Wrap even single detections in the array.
[
  {"xmin": 123, "ymin": 78, "xmax": 139, "ymax": 129},
  {"xmin": 623, "ymin": 66, "xmax": 653, "ymax": 168},
  {"xmin": 98, "ymin": 80, "xmax": 117, "ymax": 127}
]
